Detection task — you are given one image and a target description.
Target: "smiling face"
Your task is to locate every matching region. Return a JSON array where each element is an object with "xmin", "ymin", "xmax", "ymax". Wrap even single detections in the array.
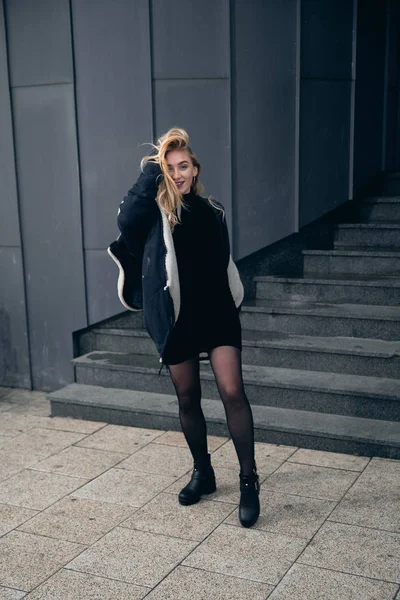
[{"xmin": 165, "ymin": 149, "xmax": 198, "ymax": 195}]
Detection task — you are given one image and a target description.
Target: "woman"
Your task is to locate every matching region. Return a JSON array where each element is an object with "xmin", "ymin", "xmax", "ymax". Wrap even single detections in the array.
[{"xmin": 108, "ymin": 128, "xmax": 260, "ymax": 527}]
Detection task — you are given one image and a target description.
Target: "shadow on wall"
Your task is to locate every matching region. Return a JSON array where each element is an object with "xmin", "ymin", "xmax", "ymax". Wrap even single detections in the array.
[{"xmin": 0, "ymin": 307, "xmax": 18, "ymax": 387}]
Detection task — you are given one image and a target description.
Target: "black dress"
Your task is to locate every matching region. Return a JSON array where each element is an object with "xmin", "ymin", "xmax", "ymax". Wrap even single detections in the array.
[{"xmin": 163, "ymin": 190, "xmax": 242, "ymax": 365}]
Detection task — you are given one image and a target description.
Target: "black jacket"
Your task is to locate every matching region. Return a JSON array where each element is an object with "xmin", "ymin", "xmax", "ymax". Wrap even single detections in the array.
[{"xmin": 108, "ymin": 162, "xmax": 244, "ymax": 367}]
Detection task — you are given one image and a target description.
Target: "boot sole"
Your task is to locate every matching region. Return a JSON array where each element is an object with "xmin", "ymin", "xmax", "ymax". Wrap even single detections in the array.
[
  {"xmin": 178, "ymin": 483, "xmax": 217, "ymax": 506},
  {"xmin": 239, "ymin": 515, "xmax": 260, "ymax": 528}
]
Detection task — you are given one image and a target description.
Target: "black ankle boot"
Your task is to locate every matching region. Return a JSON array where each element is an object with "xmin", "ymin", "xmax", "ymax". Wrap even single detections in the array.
[
  {"xmin": 239, "ymin": 463, "xmax": 260, "ymax": 528},
  {"xmin": 178, "ymin": 454, "xmax": 216, "ymax": 506}
]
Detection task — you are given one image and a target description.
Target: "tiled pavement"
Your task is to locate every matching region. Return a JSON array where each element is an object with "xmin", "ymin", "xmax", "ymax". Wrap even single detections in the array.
[{"xmin": 0, "ymin": 387, "xmax": 399, "ymax": 599}]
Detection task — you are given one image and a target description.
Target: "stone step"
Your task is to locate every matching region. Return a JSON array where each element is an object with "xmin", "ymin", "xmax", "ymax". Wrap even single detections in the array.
[
  {"xmin": 255, "ymin": 274, "xmax": 400, "ymax": 306},
  {"xmin": 92, "ymin": 328, "xmax": 400, "ymax": 379},
  {"xmin": 380, "ymin": 175, "xmax": 400, "ymax": 195},
  {"xmin": 240, "ymin": 300, "xmax": 400, "ymax": 340},
  {"xmin": 359, "ymin": 197, "xmax": 400, "ymax": 221},
  {"xmin": 71, "ymin": 351, "xmax": 400, "ymax": 422},
  {"xmin": 303, "ymin": 248, "xmax": 400, "ymax": 275},
  {"xmin": 49, "ymin": 383, "xmax": 400, "ymax": 459},
  {"xmin": 334, "ymin": 223, "xmax": 400, "ymax": 247}
]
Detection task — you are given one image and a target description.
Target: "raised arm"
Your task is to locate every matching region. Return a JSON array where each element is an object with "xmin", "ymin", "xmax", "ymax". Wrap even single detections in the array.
[{"xmin": 117, "ymin": 161, "xmax": 162, "ymax": 258}]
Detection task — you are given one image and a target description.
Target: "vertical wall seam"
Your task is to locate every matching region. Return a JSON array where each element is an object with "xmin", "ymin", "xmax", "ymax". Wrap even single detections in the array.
[
  {"xmin": 2, "ymin": 0, "xmax": 33, "ymax": 389},
  {"xmin": 294, "ymin": 0, "xmax": 301, "ymax": 232},
  {"xmin": 68, "ymin": 0, "xmax": 89, "ymax": 328}
]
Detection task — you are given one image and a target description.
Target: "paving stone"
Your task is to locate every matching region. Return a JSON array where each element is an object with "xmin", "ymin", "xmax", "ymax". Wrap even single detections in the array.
[
  {"xmin": 0, "ymin": 470, "xmax": 83, "ymax": 510},
  {"xmin": 262, "ymin": 462, "xmax": 359, "ymax": 500},
  {"xmin": 0, "ymin": 452, "xmax": 43, "ymax": 484},
  {"xmin": 76, "ymin": 424, "xmax": 164, "ymax": 454},
  {"xmin": 298, "ymin": 521, "xmax": 400, "ymax": 583},
  {"xmin": 0, "ymin": 403, "xmax": 14, "ymax": 413},
  {"xmin": 153, "ymin": 430, "xmax": 228, "ymax": 452},
  {"xmin": 71, "ymin": 467, "xmax": 176, "ymax": 508},
  {"xmin": 17, "ymin": 496, "xmax": 134, "ymax": 544},
  {"xmin": 145, "ymin": 565, "xmax": 273, "ymax": 599},
  {"xmin": 225, "ymin": 490, "xmax": 336, "ymax": 539},
  {"xmin": 329, "ymin": 458, "xmax": 400, "ymax": 533},
  {"xmin": 211, "ymin": 440, "xmax": 296, "ymax": 471},
  {"xmin": 0, "ymin": 587, "xmax": 26, "ymax": 599},
  {"xmin": 268, "ymin": 563, "xmax": 398, "ymax": 599},
  {"xmin": 116, "ymin": 443, "xmax": 193, "ymax": 478},
  {"xmin": 0, "ymin": 415, "xmax": 42, "ymax": 438},
  {"xmin": 66, "ymin": 526, "xmax": 197, "ymax": 587},
  {"xmin": 0, "ymin": 531, "xmax": 84, "ymax": 592},
  {"xmin": 0, "ymin": 428, "xmax": 86, "ymax": 458},
  {"xmin": 24, "ymin": 569, "xmax": 147, "ymax": 599},
  {"xmin": 0, "ymin": 505, "xmax": 38, "ymax": 537},
  {"xmin": 1, "ymin": 391, "xmax": 46, "ymax": 403},
  {"xmin": 183, "ymin": 523, "xmax": 307, "ymax": 585},
  {"xmin": 26, "ymin": 416, "xmax": 106, "ymax": 434},
  {"xmin": 7, "ymin": 401, "xmax": 50, "ymax": 417},
  {"xmin": 288, "ymin": 448, "xmax": 370, "ymax": 471},
  {"xmin": 121, "ymin": 493, "xmax": 235, "ymax": 541},
  {"xmin": 31, "ymin": 446, "xmax": 127, "ymax": 480}
]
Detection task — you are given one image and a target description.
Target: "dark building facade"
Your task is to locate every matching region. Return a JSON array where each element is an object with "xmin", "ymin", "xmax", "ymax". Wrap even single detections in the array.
[{"xmin": 1, "ymin": 0, "xmax": 399, "ymax": 391}]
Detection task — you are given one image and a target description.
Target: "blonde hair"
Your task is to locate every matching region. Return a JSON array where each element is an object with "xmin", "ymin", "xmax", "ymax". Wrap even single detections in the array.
[{"xmin": 140, "ymin": 127, "xmax": 223, "ymax": 231}]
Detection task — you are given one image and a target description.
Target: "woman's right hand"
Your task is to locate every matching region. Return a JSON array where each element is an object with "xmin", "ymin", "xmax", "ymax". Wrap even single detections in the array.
[{"xmin": 142, "ymin": 159, "xmax": 162, "ymax": 178}]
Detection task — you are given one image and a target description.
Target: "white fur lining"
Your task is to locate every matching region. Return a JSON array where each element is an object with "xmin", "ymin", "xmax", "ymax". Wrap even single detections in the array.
[
  {"xmin": 160, "ymin": 209, "xmax": 181, "ymax": 322},
  {"xmin": 107, "ymin": 246, "xmax": 141, "ymax": 312},
  {"xmin": 227, "ymin": 254, "xmax": 244, "ymax": 308}
]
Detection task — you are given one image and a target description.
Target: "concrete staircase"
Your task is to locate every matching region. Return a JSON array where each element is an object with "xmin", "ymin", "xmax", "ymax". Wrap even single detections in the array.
[{"xmin": 49, "ymin": 173, "xmax": 400, "ymax": 459}]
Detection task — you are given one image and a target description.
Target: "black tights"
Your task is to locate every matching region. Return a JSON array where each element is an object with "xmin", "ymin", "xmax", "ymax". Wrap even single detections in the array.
[{"xmin": 167, "ymin": 346, "xmax": 255, "ymax": 476}]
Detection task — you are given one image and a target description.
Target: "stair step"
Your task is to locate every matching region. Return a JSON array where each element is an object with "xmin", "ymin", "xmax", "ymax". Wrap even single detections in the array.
[
  {"xmin": 93, "ymin": 328, "xmax": 400, "ymax": 379},
  {"xmin": 49, "ymin": 383, "xmax": 400, "ymax": 459},
  {"xmin": 380, "ymin": 174, "xmax": 400, "ymax": 193},
  {"xmin": 360, "ymin": 197, "xmax": 400, "ymax": 221},
  {"xmin": 365, "ymin": 196, "xmax": 400, "ymax": 202},
  {"xmin": 255, "ymin": 274, "xmax": 400, "ymax": 306},
  {"xmin": 72, "ymin": 351, "xmax": 400, "ymax": 422},
  {"xmin": 334, "ymin": 223, "xmax": 400, "ymax": 247},
  {"xmin": 93, "ymin": 328, "xmax": 155, "ymax": 356},
  {"xmin": 303, "ymin": 248, "xmax": 400, "ymax": 275},
  {"xmin": 240, "ymin": 300, "xmax": 400, "ymax": 340}
]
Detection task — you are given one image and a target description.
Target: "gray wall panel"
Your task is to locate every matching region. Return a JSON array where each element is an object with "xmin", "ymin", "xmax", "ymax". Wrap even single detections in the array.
[
  {"xmin": 0, "ymin": 0, "xmax": 20, "ymax": 246},
  {"xmin": 0, "ymin": 248, "xmax": 30, "ymax": 388},
  {"xmin": 353, "ymin": 0, "xmax": 387, "ymax": 193},
  {"xmin": 152, "ymin": 0, "xmax": 229, "ymax": 79},
  {"xmin": 5, "ymin": 0, "xmax": 73, "ymax": 87},
  {"xmin": 299, "ymin": 0, "xmax": 354, "ymax": 227},
  {"xmin": 299, "ymin": 80, "xmax": 351, "ymax": 227},
  {"xmin": 383, "ymin": 0, "xmax": 400, "ymax": 171},
  {"xmin": 85, "ymin": 250, "xmax": 125, "ymax": 325},
  {"xmin": 71, "ymin": 0, "xmax": 153, "ymax": 251},
  {"xmin": 154, "ymin": 79, "xmax": 232, "ymax": 240},
  {"xmin": 301, "ymin": 0, "xmax": 354, "ymax": 80},
  {"xmin": 385, "ymin": 89, "xmax": 399, "ymax": 171},
  {"xmin": 13, "ymin": 84, "xmax": 86, "ymax": 390},
  {"xmin": 233, "ymin": 0, "xmax": 297, "ymax": 259}
]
